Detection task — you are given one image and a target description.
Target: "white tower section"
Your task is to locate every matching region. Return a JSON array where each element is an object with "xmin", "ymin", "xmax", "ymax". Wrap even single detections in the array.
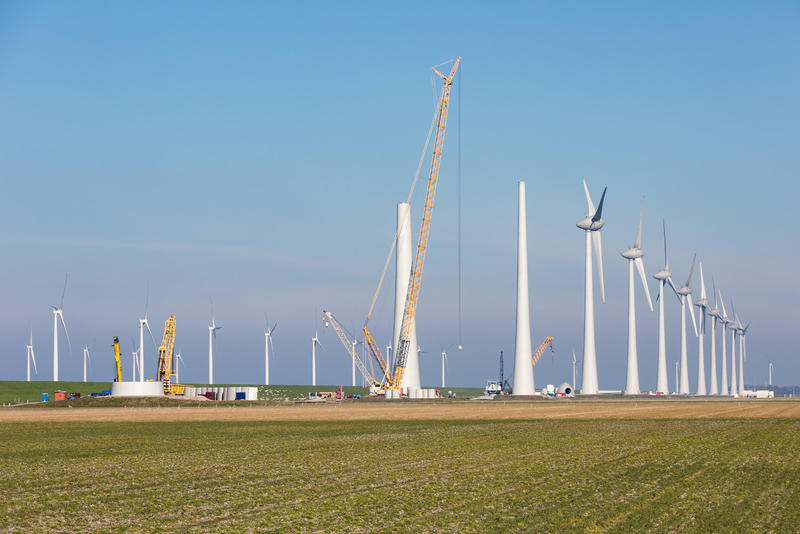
[
  {"xmin": 392, "ymin": 202, "xmax": 420, "ymax": 391},
  {"xmin": 512, "ymin": 181, "xmax": 534, "ymax": 395}
]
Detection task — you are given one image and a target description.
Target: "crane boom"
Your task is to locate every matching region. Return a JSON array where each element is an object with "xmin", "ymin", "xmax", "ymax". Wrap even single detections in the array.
[
  {"xmin": 322, "ymin": 310, "xmax": 381, "ymax": 386},
  {"xmin": 392, "ymin": 57, "xmax": 460, "ymax": 389},
  {"xmin": 531, "ymin": 337, "xmax": 554, "ymax": 368},
  {"xmin": 156, "ymin": 315, "xmax": 176, "ymax": 394}
]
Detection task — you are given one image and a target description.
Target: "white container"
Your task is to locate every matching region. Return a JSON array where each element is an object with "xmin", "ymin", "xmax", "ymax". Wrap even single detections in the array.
[
  {"xmin": 247, "ymin": 387, "xmax": 258, "ymax": 401},
  {"xmin": 111, "ymin": 381, "xmax": 165, "ymax": 397}
]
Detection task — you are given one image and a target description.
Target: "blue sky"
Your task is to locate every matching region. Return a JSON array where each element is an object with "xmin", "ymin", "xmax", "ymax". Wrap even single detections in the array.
[{"xmin": 1, "ymin": 1, "xmax": 798, "ymax": 389}]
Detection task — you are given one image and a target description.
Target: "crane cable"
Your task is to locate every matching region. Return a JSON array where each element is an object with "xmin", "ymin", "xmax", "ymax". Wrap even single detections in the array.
[
  {"xmin": 363, "ymin": 93, "xmax": 442, "ymax": 327},
  {"xmin": 457, "ymin": 64, "xmax": 463, "ymax": 350}
]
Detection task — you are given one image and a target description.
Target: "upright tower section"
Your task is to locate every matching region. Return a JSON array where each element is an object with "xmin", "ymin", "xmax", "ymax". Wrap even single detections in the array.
[
  {"xmin": 392, "ymin": 202, "xmax": 420, "ymax": 391},
  {"xmin": 512, "ymin": 181, "xmax": 534, "ymax": 395}
]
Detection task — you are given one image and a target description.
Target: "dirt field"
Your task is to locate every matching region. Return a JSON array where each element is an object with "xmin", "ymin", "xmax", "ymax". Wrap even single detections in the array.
[{"xmin": 3, "ymin": 398, "xmax": 799, "ymax": 423}]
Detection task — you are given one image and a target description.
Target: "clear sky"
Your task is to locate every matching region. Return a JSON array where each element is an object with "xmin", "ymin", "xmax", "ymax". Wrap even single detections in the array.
[{"xmin": 1, "ymin": 1, "xmax": 798, "ymax": 389}]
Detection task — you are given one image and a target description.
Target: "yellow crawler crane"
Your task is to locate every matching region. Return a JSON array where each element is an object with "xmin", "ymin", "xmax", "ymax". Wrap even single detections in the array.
[
  {"xmin": 323, "ymin": 310, "xmax": 390, "ymax": 391},
  {"xmin": 156, "ymin": 315, "xmax": 181, "ymax": 394},
  {"xmin": 531, "ymin": 337, "xmax": 555, "ymax": 368},
  {"xmin": 391, "ymin": 57, "xmax": 460, "ymax": 390}
]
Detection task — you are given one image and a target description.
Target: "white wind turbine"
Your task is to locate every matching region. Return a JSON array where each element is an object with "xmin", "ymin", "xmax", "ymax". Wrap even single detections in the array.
[
  {"xmin": 137, "ymin": 286, "xmax": 156, "ymax": 382},
  {"xmin": 652, "ymin": 221, "xmax": 680, "ymax": 394},
  {"xmin": 264, "ymin": 317, "xmax": 277, "ymax": 385},
  {"xmin": 621, "ymin": 198, "xmax": 653, "ymax": 395},
  {"xmin": 732, "ymin": 306, "xmax": 747, "ymax": 395},
  {"xmin": 26, "ymin": 330, "xmax": 38, "ymax": 382},
  {"xmin": 82, "ymin": 346, "xmax": 91, "ymax": 383},
  {"xmin": 576, "ymin": 180, "xmax": 607, "ymax": 394},
  {"xmin": 706, "ymin": 278, "xmax": 722, "ymax": 395},
  {"xmin": 174, "ymin": 352, "xmax": 183, "ymax": 384},
  {"xmin": 311, "ymin": 330, "xmax": 323, "ymax": 386},
  {"xmin": 131, "ymin": 350, "xmax": 137, "ymax": 381},
  {"xmin": 572, "ymin": 349, "xmax": 577, "ymax": 392},
  {"xmin": 51, "ymin": 274, "xmax": 71, "ymax": 381},
  {"xmin": 693, "ymin": 263, "xmax": 710, "ymax": 395},
  {"xmin": 208, "ymin": 303, "xmax": 222, "ymax": 385},
  {"xmin": 676, "ymin": 254, "xmax": 698, "ymax": 394},
  {"xmin": 718, "ymin": 289, "xmax": 730, "ymax": 395}
]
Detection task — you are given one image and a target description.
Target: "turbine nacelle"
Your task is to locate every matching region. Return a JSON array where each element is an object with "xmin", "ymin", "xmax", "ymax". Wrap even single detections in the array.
[
  {"xmin": 576, "ymin": 216, "xmax": 604, "ymax": 231},
  {"xmin": 677, "ymin": 286, "xmax": 693, "ymax": 296},
  {"xmin": 621, "ymin": 247, "xmax": 643, "ymax": 260},
  {"xmin": 653, "ymin": 269, "xmax": 671, "ymax": 281},
  {"xmin": 694, "ymin": 297, "xmax": 709, "ymax": 308}
]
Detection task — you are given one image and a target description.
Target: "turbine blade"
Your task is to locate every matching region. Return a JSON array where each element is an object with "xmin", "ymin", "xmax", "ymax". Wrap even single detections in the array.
[
  {"xmin": 699, "ymin": 263, "xmax": 707, "ymax": 300},
  {"xmin": 583, "ymin": 179, "xmax": 595, "ymax": 214},
  {"xmin": 59, "ymin": 313, "xmax": 72, "ymax": 353},
  {"xmin": 667, "ymin": 277, "xmax": 681, "ymax": 301},
  {"xmin": 31, "ymin": 347, "xmax": 37, "ymax": 373},
  {"xmin": 687, "ymin": 296, "xmax": 698, "ymax": 336},
  {"xmin": 145, "ymin": 321, "xmax": 156, "ymax": 346},
  {"xmin": 592, "ymin": 186, "xmax": 607, "ymax": 222},
  {"xmin": 712, "ymin": 277, "xmax": 718, "ymax": 308},
  {"xmin": 635, "ymin": 257, "xmax": 653, "ymax": 311},
  {"xmin": 271, "ymin": 322, "xmax": 278, "ymax": 335},
  {"xmin": 635, "ymin": 197, "xmax": 644, "ymax": 249},
  {"xmin": 719, "ymin": 288, "xmax": 728, "ymax": 318},
  {"xmin": 592, "ymin": 231, "xmax": 605, "ymax": 302},
  {"xmin": 662, "ymin": 220, "xmax": 669, "ymax": 269},
  {"xmin": 686, "ymin": 253, "xmax": 696, "ymax": 287},
  {"xmin": 60, "ymin": 273, "xmax": 68, "ymax": 309}
]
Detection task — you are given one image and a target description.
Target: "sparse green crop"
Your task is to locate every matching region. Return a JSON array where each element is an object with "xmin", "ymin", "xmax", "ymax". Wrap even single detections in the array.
[{"xmin": 0, "ymin": 416, "xmax": 798, "ymax": 532}]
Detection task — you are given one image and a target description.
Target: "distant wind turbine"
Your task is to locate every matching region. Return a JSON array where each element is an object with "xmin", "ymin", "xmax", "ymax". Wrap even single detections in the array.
[
  {"xmin": 693, "ymin": 263, "xmax": 710, "ymax": 395},
  {"xmin": 264, "ymin": 316, "xmax": 277, "ymax": 385},
  {"xmin": 138, "ymin": 284, "xmax": 156, "ymax": 382},
  {"xmin": 621, "ymin": 197, "xmax": 653, "ymax": 395},
  {"xmin": 311, "ymin": 330, "xmax": 323, "ymax": 386},
  {"xmin": 676, "ymin": 254, "xmax": 698, "ymax": 394},
  {"xmin": 706, "ymin": 278, "xmax": 722, "ymax": 395},
  {"xmin": 652, "ymin": 221, "xmax": 680, "ymax": 394},
  {"xmin": 718, "ymin": 289, "xmax": 730, "ymax": 395},
  {"xmin": 51, "ymin": 274, "xmax": 71, "ymax": 381},
  {"xmin": 208, "ymin": 301, "xmax": 222, "ymax": 385},
  {"xmin": 26, "ymin": 330, "xmax": 37, "ymax": 382},
  {"xmin": 576, "ymin": 180, "xmax": 607, "ymax": 394},
  {"xmin": 82, "ymin": 346, "xmax": 91, "ymax": 383}
]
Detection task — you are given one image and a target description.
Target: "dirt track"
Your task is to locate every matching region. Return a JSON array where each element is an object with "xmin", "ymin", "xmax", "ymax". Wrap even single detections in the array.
[{"xmin": 2, "ymin": 399, "xmax": 799, "ymax": 423}]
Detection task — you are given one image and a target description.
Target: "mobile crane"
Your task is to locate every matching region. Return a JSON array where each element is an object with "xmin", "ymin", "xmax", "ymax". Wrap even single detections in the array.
[
  {"xmin": 323, "ymin": 310, "xmax": 389, "ymax": 394},
  {"xmin": 156, "ymin": 315, "xmax": 181, "ymax": 394},
  {"xmin": 112, "ymin": 336, "xmax": 122, "ymax": 382}
]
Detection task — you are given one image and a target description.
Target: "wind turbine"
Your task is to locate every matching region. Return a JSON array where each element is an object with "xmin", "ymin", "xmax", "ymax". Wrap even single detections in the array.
[
  {"xmin": 621, "ymin": 198, "xmax": 653, "ymax": 395},
  {"xmin": 311, "ymin": 330, "xmax": 323, "ymax": 386},
  {"xmin": 131, "ymin": 350, "xmax": 138, "ymax": 381},
  {"xmin": 706, "ymin": 278, "xmax": 722, "ymax": 395},
  {"xmin": 693, "ymin": 263, "xmax": 710, "ymax": 395},
  {"xmin": 26, "ymin": 330, "xmax": 37, "ymax": 382},
  {"xmin": 572, "ymin": 349, "xmax": 577, "ymax": 392},
  {"xmin": 138, "ymin": 285, "xmax": 156, "ymax": 382},
  {"xmin": 82, "ymin": 346, "xmax": 91, "ymax": 383},
  {"xmin": 718, "ymin": 289, "xmax": 730, "ymax": 395},
  {"xmin": 652, "ymin": 221, "xmax": 680, "ymax": 394},
  {"xmin": 576, "ymin": 180, "xmax": 607, "ymax": 394},
  {"xmin": 264, "ymin": 316, "xmax": 277, "ymax": 385},
  {"xmin": 208, "ymin": 302, "xmax": 222, "ymax": 385},
  {"xmin": 769, "ymin": 361, "xmax": 773, "ymax": 388},
  {"xmin": 174, "ymin": 352, "xmax": 183, "ymax": 383},
  {"xmin": 51, "ymin": 274, "xmax": 71, "ymax": 381},
  {"xmin": 351, "ymin": 336, "xmax": 359, "ymax": 387},
  {"xmin": 676, "ymin": 254, "xmax": 698, "ymax": 394},
  {"xmin": 732, "ymin": 308, "xmax": 747, "ymax": 395}
]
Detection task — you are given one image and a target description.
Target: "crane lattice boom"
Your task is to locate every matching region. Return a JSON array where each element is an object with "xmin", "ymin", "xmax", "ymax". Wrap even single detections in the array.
[
  {"xmin": 532, "ymin": 337, "xmax": 554, "ymax": 368},
  {"xmin": 156, "ymin": 315, "xmax": 176, "ymax": 393},
  {"xmin": 392, "ymin": 57, "xmax": 460, "ymax": 389},
  {"xmin": 323, "ymin": 310, "xmax": 385, "ymax": 387}
]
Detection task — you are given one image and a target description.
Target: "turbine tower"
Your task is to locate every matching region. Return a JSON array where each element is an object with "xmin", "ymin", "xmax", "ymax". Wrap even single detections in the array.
[
  {"xmin": 652, "ymin": 221, "xmax": 680, "ymax": 394},
  {"xmin": 441, "ymin": 348, "xmax": 447, "ymax": 388},
  {"xmin": 576, "ymin": 180, "xmax": 607, "ymax": 394},
  {"xmin": 729, "ymin": 316, "xmax": 738, "ymax": 397},
  {"xmin": 392, "ymin": 202, "xmax": 420, "ymax": 392},
  {"xmin": 82, "ymin": 346, "xmax": 91, "ymax": 383},
  {"xmin": 311, "ymin": 330, "xmax": 323, "ymax": 386},
  {"xmin": 693, "ymin": 263, "xmax": 710, "ymax": 395},
  {"xmin": 706, "ymin": 279, "xmax": 721, "ymax": 395},
  {"xmin": 621, "ymin": 198, "xmax": 653, "ymax": 395},
  {"xmin": 513, "ymin": 181, "xmax": 534, "ymax": 395},
  {"xmin": 718, "ymin": 289, "xmax": 730, "ymax": 395},
  {"xmin": 137, "ymin": 287, "xmax": 155, "ymax": 382},
  {"xmin": 175, "ymin": 352, "xmax": 183, "ymax": 384},
  {"xmin": 207, "ymin": 305, "xmax": 222, "ymax": 385},
  {"xmin": 26, "ymin": 330, "xmax": 37, "ymax": 382},
  {"xmin": 264, "ymin": 318, "xmax": 277, "ymax": 385},
  {"xmin": 51, "ymin": 274, "xmax": 71, "ymax": 382},
  {"xmin": 676, "ymin": 255, "xmax": 698, "ymax": 394}
]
